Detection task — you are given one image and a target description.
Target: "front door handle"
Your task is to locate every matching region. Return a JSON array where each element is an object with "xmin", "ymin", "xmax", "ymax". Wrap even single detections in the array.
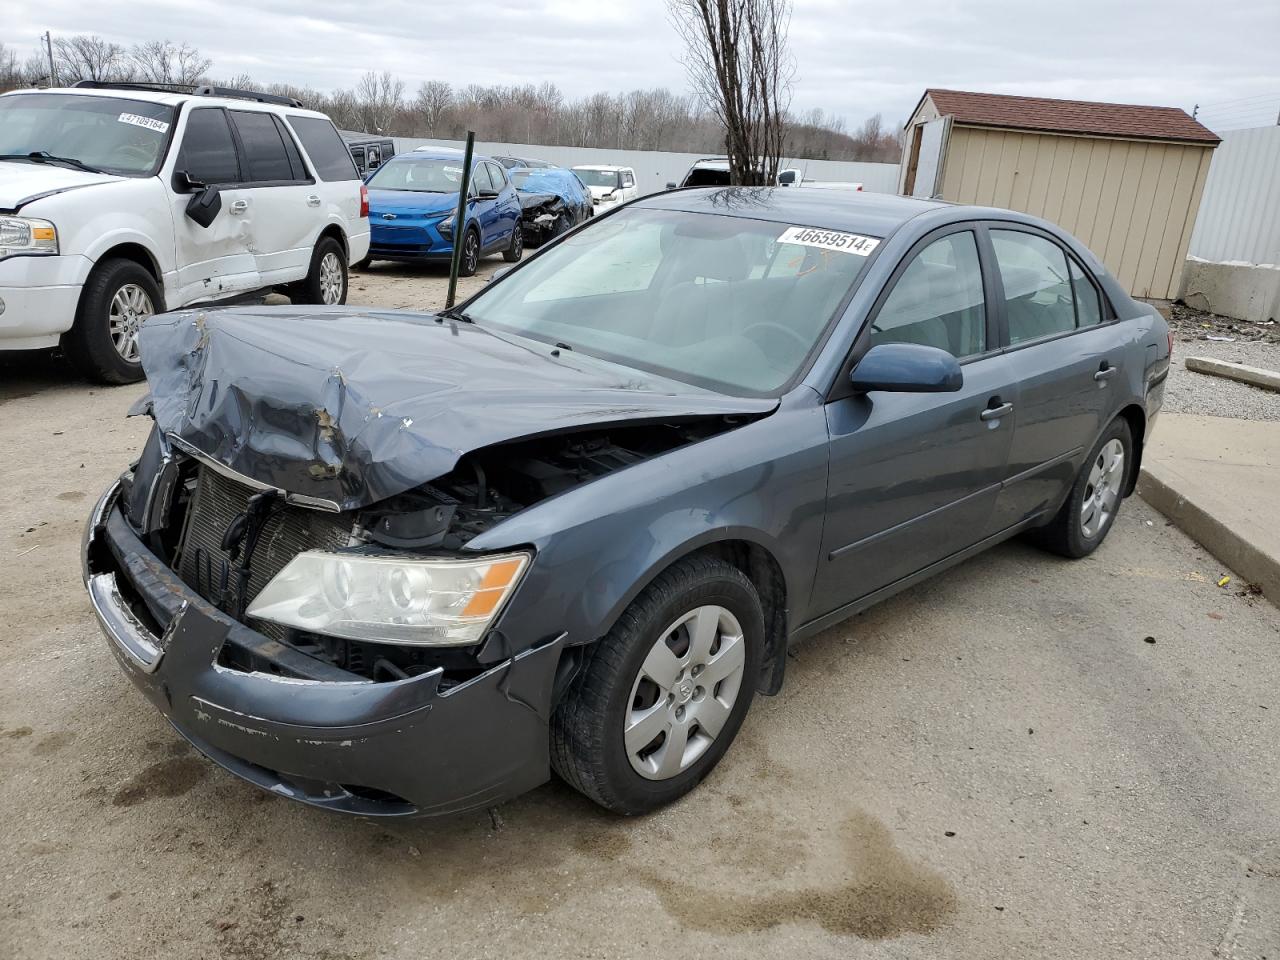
[
  {"xmin": 306, "ymin": 195, "xmax": 322, "ymax": 207},
  {"xmin": 228, "ymin": 199, "xmax": 248, "ymax": 214},
  {"xmin": 1094, "ymin": 363, "xmax": 1118, "ymax": 382},
  {"xmin": 980, "ymin": 402, "xmax": 1014, "ymax": 422}
]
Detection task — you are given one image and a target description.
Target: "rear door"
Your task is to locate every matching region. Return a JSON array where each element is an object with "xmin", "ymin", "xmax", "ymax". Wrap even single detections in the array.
[
  {"xmin": 813, "ymin": 225, "xmax": 1018, "ymax": 614},
  {"xmin": 169, "ymin": 106, "xmax": 260, "ymax": 304},
  {"xmin": 227, "ymin": 109, "xmax": 315, "ymax": 286},
  {"xmin": 983, "ymin": 225, "xmax": 1129, "ymax": 528},
  {"xmin": 284, "ymin": 115, "xmax": 365, "ymax": 262}
]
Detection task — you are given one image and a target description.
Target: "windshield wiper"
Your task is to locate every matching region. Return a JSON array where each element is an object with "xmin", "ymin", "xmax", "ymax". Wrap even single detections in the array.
[
  {"xmin": 438, "ymin": 307, "xmax": 474, "ymax": 323},
  {"xmin": 0, "ymin": 151, "xmax": 106, "ymax": 174}
]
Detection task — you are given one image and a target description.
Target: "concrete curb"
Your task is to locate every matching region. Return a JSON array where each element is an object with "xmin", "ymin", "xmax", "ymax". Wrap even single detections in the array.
[
  {"xmin": 1138, "ymin": 465, "xmax": 1280, "ymax": 604},
  {"xmin": 1184, "ymin": 356, "xmax": 1280, "ymax": 393}
]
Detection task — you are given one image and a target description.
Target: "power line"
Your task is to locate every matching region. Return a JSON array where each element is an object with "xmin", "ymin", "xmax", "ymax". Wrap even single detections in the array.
[{"xmin": 1195, "ymin": 91, "xmax": 1280, "ymax": 110}]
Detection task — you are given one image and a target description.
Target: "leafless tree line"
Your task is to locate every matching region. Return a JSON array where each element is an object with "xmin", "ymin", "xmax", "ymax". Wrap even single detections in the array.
[{"xmin": 0, "ymin": 36, "xmax": 902, "ymax": 162}]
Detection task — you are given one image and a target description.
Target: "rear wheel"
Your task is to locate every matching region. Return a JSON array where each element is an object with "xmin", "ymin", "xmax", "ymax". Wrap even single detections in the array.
[
  {"xmin": 1032, "ymin": 417, "xmax": 1133, "ymax": 558},
  {"xmin": 550, "ymin": 555, "xmax": 763, "ymax": 814},
  {"xmin": 62, "ymin": 257, "xmax": 161, "ymax": 384},
  {"xmin": 293, "ymin": 237, "xmax": 348, "ymax": 305}
]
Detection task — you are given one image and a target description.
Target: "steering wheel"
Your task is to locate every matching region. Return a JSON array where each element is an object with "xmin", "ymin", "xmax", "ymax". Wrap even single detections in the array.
[{"xmin": 741, "ymin": 321, "xmax": 810, "ymax": 356}]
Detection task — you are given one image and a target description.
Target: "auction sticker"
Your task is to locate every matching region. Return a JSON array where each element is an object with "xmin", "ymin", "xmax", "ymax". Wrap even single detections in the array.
[
  {"xmin": 778, "ymin": 225, "xmax": 879, "ymax": 256},
  {"xmin": 118, "ymin": 113, "xmax": 169, "ymax": 133}
]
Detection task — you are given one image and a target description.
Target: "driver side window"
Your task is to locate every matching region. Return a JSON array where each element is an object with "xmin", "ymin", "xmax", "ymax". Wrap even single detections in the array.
[
  {"xmin": 869, "ymin": 231, "xmax": 986, "ymax": 359},
  {"xmin": 177, "ymin": 108, "xmax": 241, "ymax": 185}
]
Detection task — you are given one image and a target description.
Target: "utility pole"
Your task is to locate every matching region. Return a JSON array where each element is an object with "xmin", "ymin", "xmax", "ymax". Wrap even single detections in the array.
[
  {"xmin": 43, "ymin": 31, "xmax": 55, "ymax": 87},
  {"xmin": 1191, "ymin": 103, "xmax": 1199, "ymax": 119}
]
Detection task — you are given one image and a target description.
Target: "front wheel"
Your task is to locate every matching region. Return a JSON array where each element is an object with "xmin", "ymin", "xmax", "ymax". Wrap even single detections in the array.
[
  {"xmin": 502, "ymin": 224, "xmax": 523, "ymax": 263},
  {"xmin": 293, "ymin": 237, "xmax": 348, "ymax": 305},
  {"xmin": 62, "ymin": 257, "xmax": 162, "ymax": 384},
  {"xmin": 458, "ymin": 227, "xmax": 481, "ymax": 277},
  {"xmin": 1032, "ymin": 417, "xmax": 1133, "ymax": 558},
  {"xmin": 550, "ymin": 554, "xmax": 763, "ymax": 814}
]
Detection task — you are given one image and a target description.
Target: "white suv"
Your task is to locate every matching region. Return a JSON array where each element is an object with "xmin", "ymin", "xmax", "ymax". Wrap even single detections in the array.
[
  {"xmin": 0, "ymin": 82, "xmax": 371, "ymax": 383},
  {"xmin": 571, "ymin": 165, "xmax": 638, "ymax": 211}
]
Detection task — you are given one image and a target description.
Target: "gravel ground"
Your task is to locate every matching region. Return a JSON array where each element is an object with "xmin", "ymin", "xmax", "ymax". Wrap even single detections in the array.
[{"xmin": 1164, "ymin": 303, "xmax": 1280, "ymax": 421}]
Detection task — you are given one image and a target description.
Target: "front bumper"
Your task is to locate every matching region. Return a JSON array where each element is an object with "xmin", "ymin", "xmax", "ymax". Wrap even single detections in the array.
[
  {"xmin": 83, "ymin": 482, "xmax": 565, "ymax": 818},
  {"xmin": 0, "ymin": 254, "xmax": 94, "ymax": 349}
]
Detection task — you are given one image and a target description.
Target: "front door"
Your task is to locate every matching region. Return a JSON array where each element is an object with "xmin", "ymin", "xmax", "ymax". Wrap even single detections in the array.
[
  {"xmin": 813, "ymin": 227, "xmax": 1017, "ymax": 615},
  {"xmin": 169, "ymin": 107, "xmax": 260, "ymax": 304},
  {"xmin": 983, "ymin": 226, "xmax": 1130, "ymax": 527}
]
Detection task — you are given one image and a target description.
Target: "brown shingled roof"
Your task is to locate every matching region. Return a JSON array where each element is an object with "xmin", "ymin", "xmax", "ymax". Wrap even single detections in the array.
[{"xmin": 923, "ymin": 89, "xmax": 1220, "ymax": 145}]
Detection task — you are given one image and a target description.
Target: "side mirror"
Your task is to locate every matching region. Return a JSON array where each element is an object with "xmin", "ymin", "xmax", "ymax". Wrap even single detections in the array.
[
  {"xmin": 849, "ymin": 342, "xmax": 963, "ymax": 393},
  {"xmin": 184, "ymin": 184, "xmax": 222, "ymax": 229}
]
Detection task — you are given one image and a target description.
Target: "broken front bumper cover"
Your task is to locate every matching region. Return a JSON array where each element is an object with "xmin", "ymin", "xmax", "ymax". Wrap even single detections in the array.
[{"xmin": 83, "ymin": 482, "xmax": 565, "ymax": 818}]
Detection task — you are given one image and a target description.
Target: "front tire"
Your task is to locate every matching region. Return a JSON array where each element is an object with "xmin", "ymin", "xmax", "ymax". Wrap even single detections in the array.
[
  {"xmin": 550, "ymin": 554, "xmax": 763, "ymax": 815},
  {"xmin": 502, "ymin": 224, "xmax": 523, "ymax": 263},
  {"xmin": 293, "ymin": 237, "xmax": 348, "ymax": 305},
  {"xmin": 458, "ymin": 227, "xmax": 481, "ymax": 277},
  {"xmin": 62, "ymin": 257, "xmax": 161, "ymax": 385},
  {"xmin": 1033, "ymin": 417, "xmax": 1133, "ymax": 558}
]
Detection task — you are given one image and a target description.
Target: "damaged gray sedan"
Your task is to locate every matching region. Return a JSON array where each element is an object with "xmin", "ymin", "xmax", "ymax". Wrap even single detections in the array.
[{"xmin": 84, "ymin": 188, "xmax": 1169, "ymax": 817}]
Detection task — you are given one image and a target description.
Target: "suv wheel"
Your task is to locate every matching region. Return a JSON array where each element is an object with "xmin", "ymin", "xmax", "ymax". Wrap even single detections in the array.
[
  {"xmin": 62, "ymin": 258, "xmax": 161, "ymax": 384},
  {"xmin": 550, "ymin": 554, "xmax": 763, "ymax": 814},
  {"xmin": 294, "ymin": 237, "xmax": 348, "ymax": 305},
  {"xmin": 458, "ymin": 227, "xmax": 481, "ymax": 277}
]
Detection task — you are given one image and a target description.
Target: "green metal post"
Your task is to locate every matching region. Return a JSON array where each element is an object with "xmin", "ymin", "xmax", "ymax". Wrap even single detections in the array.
[{"xmin": 445, "ymin": 131, "xmax": 476, "ymax": 310}]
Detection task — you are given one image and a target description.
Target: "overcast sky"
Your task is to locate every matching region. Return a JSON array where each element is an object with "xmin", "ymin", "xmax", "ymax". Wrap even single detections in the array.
[{"xmin": 8, "ymin": 0, "xmax": 1280, "ymax": 132}]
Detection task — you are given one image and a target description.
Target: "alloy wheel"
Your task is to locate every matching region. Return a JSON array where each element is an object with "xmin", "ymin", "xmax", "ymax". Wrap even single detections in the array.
[
  {"xmin": 1081, "ymin": 438, "xmax": 1125, "ymax": 538},
  {"xmin": 624, "ymin": 605, "xmax": 746, "ymax": 780},
  {"xmin": 464, "ymin": 233, "xmax": 479, "ymax": 273},
  {"xmin": 108, "ymin": 283, "xmax": 155, "ymax": 363},
  {"xmin": 319, "ymin": 251, "xmax": 344, "ymax": 305}
]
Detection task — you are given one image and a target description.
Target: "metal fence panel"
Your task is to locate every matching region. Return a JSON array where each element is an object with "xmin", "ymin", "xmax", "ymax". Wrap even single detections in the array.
[
  {"xmin": 390, "ymin": 137, "xmax": 901, "ymax": 195},
  {"xmin": 1187, "ymin": 125, "xmax": 1280, "ymax": 266}
]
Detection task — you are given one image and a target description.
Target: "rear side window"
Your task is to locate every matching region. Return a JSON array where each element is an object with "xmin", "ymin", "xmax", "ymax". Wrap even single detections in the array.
[
  {"xmin": 991, "ymin": 230, "xmax": 1078, "ymax": 344},
  {"xmin": 176, "ymin": 108, "xmax": 240, "ymax": 185},
  {"xmin": 230, "ymin": 111, "xmax": 296, "ymax": 183},
  {"xmin": 1070, "ymin": 258, "xmax": 1103, "ymax": 327},
  {"xmin": 870, "ymin": 231, "xmax": 987, "ymax": 359},
  {"xmin": 286, "ymin": 115, "xmax": 360, "ymax": 182}
]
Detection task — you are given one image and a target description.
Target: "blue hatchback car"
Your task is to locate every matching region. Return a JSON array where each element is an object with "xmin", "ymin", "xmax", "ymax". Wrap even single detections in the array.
[{"xmin": 363, "ymin": 149, "xmax": 523, "ymax": 274}]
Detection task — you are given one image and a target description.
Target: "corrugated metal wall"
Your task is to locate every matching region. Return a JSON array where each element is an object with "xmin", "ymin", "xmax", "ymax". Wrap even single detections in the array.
[
  {"xmin": 1187, "ymin": 125, "xmax": 1280, "ymax": 266},
  {"xmin": 391, "ymin": 137, "xmax": 902, "ymax": 195},
  {"xmin": 938, "ymin": 126, "xmax": 1213, "ymax": 299}
]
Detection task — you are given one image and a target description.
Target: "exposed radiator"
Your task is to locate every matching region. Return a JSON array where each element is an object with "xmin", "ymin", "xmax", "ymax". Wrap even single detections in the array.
[{"xmin": 176, "ymin": 466, "xmax": 353, "ymax": 633}]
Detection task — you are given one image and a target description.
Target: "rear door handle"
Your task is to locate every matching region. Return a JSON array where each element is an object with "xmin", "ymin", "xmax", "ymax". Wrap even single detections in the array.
[
  {"xmin": 1094, "ymin": 364, "xmax": 1118, "ymax": 382},
  {"xmin": 228, "ymin": 199, "xmax": 248, "ymax": 214},
  {"xmin": 980, "ymin": 402, "xmax": 1013, "ymax": 422},
  {"xmin": 306, "ymin": 195, "xmax": 322, "ymax": 207}
]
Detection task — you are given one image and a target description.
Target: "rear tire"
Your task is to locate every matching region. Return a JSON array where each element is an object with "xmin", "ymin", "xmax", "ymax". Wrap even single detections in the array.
[
  {"xmin": 62, "ymin": 257, "xmax": 161, "ymax": 385},
  {"xmin": 292, "ymin": 237, "xmax": 348, "ymax": 305},
  {"xmin": 550, "ymin": 554, "xmax": 763, "ymax": 815},
  {"xmin": 1032, "ymin": 417, "xmax": 1133, "ymax": 558}
]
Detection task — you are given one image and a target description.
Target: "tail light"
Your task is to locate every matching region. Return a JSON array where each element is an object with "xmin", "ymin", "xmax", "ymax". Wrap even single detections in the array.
[{"xmin": 359, "ymin": 184, "xmax": 369, "ymax": 219}]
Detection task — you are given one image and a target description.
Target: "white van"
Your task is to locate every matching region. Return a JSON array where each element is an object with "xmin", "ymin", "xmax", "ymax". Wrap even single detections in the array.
[
  {"xmin": 0, "ymin": 82, "xmax": 370, "ymax": 383},
  {"xmin": 571, "ymin": 165, "xmax": 638, "ymax": 211}
]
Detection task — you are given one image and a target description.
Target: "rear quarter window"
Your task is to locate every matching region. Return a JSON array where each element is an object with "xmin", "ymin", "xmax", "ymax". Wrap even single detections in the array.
[{"xmin": 286, "ymin": 115, "xmax": 359, "ymax": 182}]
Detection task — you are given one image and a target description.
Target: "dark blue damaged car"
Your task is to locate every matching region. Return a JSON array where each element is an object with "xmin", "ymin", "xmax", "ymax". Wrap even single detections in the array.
[{"xmin": 84, "ymin": 187, "xmax": 1170, "ymax": 817}]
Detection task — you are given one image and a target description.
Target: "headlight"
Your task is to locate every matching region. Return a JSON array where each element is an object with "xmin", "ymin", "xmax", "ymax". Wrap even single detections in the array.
[
  {"xmin": 438, "ymin": 213, "xmax": 455, "ymax": 235},
  {"xmin": 246, "ymin": 551, "xmax": 530, "ymax": 646},
  {"xmin": 0, "ymin": 217, "xmax": 58, "ymax": 259}
]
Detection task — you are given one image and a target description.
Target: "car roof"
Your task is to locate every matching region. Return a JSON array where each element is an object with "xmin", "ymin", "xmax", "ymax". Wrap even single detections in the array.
[
  {"xmin": 1, "ymin": 86, "xmax": 330, "ymax": 118},
  {"xmin": 572, "ymin": 164, "xmax": 630, "ymax": 172},
  {"xmin": 405, "ymin": 147, "xmax": 495, "ymax": 164},
  {"xmin": 636, "ymin": 187, "xmax": 949, "ymax": 239}
]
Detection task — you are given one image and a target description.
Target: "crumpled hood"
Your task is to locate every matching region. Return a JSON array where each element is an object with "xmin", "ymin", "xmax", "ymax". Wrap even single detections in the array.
[
  {"xmin": 0, "ymin": 160, "xmax": 123, "ymax": 210},
  {"xmin": 367, "ymin": 188, "xmax": 456, "ymax": 217},
  {"xmin": 517, "ymin": 191, "xmax": 560, "ymax": 211},
  {"xmin": 138, "ymin": 306, "xmax": 776, "ymax": 511}
]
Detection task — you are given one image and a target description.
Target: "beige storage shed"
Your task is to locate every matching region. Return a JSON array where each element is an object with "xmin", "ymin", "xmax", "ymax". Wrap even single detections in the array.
[{"xmin": 900, "ymin": 89, "xmax": 1220, "ymax": 300}]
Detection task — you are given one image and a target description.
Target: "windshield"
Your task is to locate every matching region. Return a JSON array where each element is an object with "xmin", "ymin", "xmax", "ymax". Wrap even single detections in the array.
[
  {"xmin": 0, "ymin": 93, "xmax": 175, "ymax": 177},
  {"xmin": 574, "ymin": 168, "xmax": 622, "ymax": 189},
  {"xmin": 463, "ymin": 207, "xmax": 877, "ymax": 396},
  {"xmin": 368, "ymin": 157, "xmax": 467, "ymax": 193}
]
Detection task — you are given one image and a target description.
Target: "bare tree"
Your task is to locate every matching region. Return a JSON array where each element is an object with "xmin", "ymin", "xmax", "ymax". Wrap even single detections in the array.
[
  {"xmin": 355, "ymin": 71, "xmax": 405, "ymax": 134},
  {"xmin": 53, "ymin": 35, "xmax": 125, "ymax": 82},
  {"xmin": 668, "ymin": 0, "xmax": 794, "ymax": 185},
  {"xmin": 414, "ymin": 80, "xmax": 453, "ymax": 136},
  {"xmin": 0, "ymin": 42, "xmax": 23, "ymax": 92},
  {"xmin": 129, "ymin": 40, "xmax": 211, "ymax": 86}
]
